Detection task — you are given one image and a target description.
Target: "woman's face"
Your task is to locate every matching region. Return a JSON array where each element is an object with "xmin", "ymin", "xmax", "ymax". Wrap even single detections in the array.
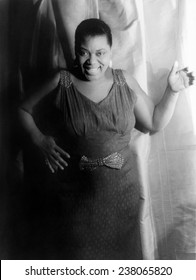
[{"xmin": 76, "ymin": 35, "xmax": 112, "ymax": 81}]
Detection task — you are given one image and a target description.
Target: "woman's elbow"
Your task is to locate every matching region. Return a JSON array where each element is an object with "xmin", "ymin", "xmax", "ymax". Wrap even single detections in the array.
[
  {"xmin": 150, "ymin": 122, "xmax": 165, "ymax": 134},
  {"xmin": 18, "ymin": 106, "xmax": 33, "ymax": 117}
]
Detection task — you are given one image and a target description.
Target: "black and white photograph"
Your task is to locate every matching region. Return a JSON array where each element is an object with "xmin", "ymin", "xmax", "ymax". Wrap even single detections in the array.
[{"xmin": 0, "ymin": 0, "xmax": 196, "ymax": 266}]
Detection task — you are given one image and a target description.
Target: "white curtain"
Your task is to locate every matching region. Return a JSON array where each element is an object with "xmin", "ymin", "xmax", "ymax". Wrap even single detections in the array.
[{"xmin": 144, "ymin": 0, "xmax": 196, "ymax": 260}]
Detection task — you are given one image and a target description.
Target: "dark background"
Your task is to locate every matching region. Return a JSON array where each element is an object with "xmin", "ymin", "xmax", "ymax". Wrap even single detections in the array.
[{"xmin": 0, "ymin": 0, "xmax": 43, "ymax": 259}]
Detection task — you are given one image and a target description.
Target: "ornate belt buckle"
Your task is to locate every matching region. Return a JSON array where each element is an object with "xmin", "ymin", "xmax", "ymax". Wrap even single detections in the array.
[{"xmin": 79, "ymin": 152, "xmax": 124, "ymax": 171}]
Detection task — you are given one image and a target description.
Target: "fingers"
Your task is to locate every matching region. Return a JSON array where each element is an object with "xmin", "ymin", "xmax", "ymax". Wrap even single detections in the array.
[
  {"xmin": 180, "ymin": 70, "xmax": 189, "ymax": 88},
  {"xmin": 181, "ymin": 67, "xmax": 188, "ymax": 73},
  {"xmin": 187, "ymin": 72, "xmax": 195, "ymax": 85},
  {"xmin": 45, "ymin": 150, "xmax": 69, "ymax": 172},
  {"xmin": 52, "ymin": 145, "xmax": 70, "ymax": 169},
  {"xmin": 47, "ymin": 138, "xmax": 70, "ymax": 160},
  {"xmin": 55, "ymin": 145, "xmax": 70, "ymax": 158},
  {"xmin": 171, "ymin": 62, "xmax": 195, "ymax": 86},
  {"xmin": 180, "ymin": 68, "xmax": 195, "ymax": 87},
  {"xmin": 45, "ymin": 155, "xmax": 68, "ymax": 173},
  {"xmin": 45, "ymin": 158, "xmax": 56, "ymax": 173},
  {"xmin": 51, "ymin": 153, "xmax": 68, "ymax": 170},
  {"xmin": 43, "ymin": 136, "xmax": 71, "ymax": 173},
  {"xmin": 189, "ymin": 79, "xmax": 194, "ymax": 86},
  {"xmin": 50, "ymin": 149, "xmax": 68, "ymax": 166},
  {"xmin": 55, "ymin": 152, "xmax": 68, "ymax": 167}
]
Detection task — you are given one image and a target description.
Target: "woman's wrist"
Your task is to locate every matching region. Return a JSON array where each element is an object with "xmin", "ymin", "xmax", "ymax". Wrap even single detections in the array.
[
  {"xmin": 30, "ymin": 130, "xmax": 45, "ymax": 147},
  {"xmin": 167, "ymin": 83, "xmax": 180, "ymax": 96}
]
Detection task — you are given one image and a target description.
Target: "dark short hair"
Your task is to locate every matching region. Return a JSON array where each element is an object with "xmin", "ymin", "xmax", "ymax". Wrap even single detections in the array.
[{"xmin": 75, "ymin": 18, "xmax": 112, "ymax": 52}]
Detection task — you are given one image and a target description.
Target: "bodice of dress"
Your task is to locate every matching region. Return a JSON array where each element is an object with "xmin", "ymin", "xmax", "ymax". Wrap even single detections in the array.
[{"xmin": 54, "ymin": 68, "xmax": 137, "ymax": 159}]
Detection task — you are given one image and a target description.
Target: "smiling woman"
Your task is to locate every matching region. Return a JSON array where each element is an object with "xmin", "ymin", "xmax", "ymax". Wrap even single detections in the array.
[
  {"xmin": 76, "ymin": 37, "xmax": 111, "ymax": 75},
  {"xmin": 73, "ymin": 37, "xmax": 113, "ymax": 102},
  {"xmin": 18, "ymin": 19, "xmax": 142, "ymax": 259},
  {"xmin": 71, "ymin": 19, "xmax": 114, "ymax": 102},
  {"xmin": 77, "ymin": 35, "xmax": 111, "ymax": 80},
  {"xmin": 75, "ymin": 20, "xmax": 112, "ymax": 81},
  {"xmin": 17, "ymin": 18, "xmax": 194, "ymax": 260}
]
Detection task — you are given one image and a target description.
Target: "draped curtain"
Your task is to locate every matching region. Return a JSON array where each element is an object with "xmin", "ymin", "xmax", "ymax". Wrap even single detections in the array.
[
  {"xmin": 0, "ymin": 0, "xmax": 196, "ymax": 259},
  {"xmin": 145, "ymin": 0, "xmax": 196, "ymax": 260}
]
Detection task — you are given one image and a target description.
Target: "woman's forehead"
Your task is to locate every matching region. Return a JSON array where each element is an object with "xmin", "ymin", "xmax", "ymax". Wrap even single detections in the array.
[{"xmin": 79, "ymin": 35, "xmax": 110, "ymax": 48}]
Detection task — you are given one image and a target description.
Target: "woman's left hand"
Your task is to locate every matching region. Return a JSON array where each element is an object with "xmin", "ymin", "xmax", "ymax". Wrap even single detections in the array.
[{"xmin": 168, "ymin": 61, "xmax": 194, "ymax": 92}]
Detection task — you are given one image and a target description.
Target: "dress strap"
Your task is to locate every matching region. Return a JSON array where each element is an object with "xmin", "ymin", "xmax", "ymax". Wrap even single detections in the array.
[
  {"xmin": 113, "ymin": 68, "xmax": 137, "ymax": 104},
  {"xmin": 113, "ymin": 69, "xmax": 126, "ymax": 86},
  {"xmin": 59, "ymin": 70, "xmax": 72, "ymax": 88}
]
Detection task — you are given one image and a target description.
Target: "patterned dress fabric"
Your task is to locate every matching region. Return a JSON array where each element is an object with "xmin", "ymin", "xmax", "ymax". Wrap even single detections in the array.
[{"xmin": 20, "ymin": 69, "xmax": 143, "ymax": 260}]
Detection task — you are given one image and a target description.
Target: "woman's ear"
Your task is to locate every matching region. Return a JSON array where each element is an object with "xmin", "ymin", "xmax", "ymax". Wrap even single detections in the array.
[{"xmin": 109, "ymin": 50, "xmax": 113, "ymax": 67}]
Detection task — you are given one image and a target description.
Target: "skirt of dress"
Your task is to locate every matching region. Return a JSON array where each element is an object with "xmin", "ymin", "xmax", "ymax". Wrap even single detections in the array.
[{"xmin": 9, "ymin": 144, "xmax": 142, "ymax": 260}]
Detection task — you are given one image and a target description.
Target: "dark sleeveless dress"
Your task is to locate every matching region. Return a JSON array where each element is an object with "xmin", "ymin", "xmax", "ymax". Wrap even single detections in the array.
[{"xmin": 20, "ymin": 69, "xmax": 142, "ymax": 260}]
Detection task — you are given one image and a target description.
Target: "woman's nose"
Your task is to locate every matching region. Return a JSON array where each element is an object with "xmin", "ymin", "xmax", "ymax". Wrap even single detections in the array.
[{"xmin": 88, "ymin": 54, "xmax": 97, "ymax": 64}]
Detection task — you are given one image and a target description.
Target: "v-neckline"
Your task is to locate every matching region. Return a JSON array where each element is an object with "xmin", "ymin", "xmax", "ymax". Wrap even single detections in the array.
[{"xmin": 71, "ymin": 69, "xmax": 116, "ymax": 105}]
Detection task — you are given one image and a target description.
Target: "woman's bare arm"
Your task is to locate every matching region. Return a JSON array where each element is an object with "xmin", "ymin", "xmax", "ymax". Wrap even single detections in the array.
[
  {"xmin": 124, "ymin": 62, "xmax": 194, "ymax": 133},
  {"xmin": 18, "ymin": 72, "xmax": 70, "ymax": 173}
]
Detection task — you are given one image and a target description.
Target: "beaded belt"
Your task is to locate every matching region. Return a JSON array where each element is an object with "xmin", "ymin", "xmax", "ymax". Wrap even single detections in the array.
[{"xmin": 79, "ymin": 152, "xmax": 124, "ymax": 171}]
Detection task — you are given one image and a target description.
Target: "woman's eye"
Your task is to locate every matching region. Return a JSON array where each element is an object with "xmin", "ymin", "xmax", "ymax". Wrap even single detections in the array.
[
  {"xmin": 96, "ymin": 51, "xmax": 105, "ymax": 57},
  {"xmin": 79, "ymin": 50, "xmax": 88, "ymax": 57}
]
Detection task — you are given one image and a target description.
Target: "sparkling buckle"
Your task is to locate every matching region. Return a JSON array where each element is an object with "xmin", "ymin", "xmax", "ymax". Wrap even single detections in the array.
[{"xmin": 79, "ymin": 152, "xmax": 124, "ymax": 171}]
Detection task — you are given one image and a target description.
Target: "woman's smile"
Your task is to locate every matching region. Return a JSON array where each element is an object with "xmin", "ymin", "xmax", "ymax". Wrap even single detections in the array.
[
  {"xmin": 84, "ymin": 65, "xmax": 102, "ymax": 75},
  {"xmin": 77, "ymin": 35, "xmax": 112, "ymax": 81}
]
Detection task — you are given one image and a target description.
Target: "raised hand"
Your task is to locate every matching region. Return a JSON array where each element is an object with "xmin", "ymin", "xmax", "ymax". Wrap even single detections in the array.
[
  {"xmin": 35, "ymin": 135, "xmax": 70, "ymax": 173},
  {"xmin": 168, "ymin": 61, "xmax": 194, "ymax": 93}
]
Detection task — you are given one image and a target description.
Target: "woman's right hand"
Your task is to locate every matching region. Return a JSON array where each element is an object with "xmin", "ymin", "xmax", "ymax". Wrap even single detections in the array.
[{"xmin": 34, "ymin": 135, "xmax": 70, "ymax": 173}]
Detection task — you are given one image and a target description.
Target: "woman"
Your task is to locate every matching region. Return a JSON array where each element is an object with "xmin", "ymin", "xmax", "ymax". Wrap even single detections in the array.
[{"xmin": 18, "ymin": 18, "xmax": 194, "ymax": 259}]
